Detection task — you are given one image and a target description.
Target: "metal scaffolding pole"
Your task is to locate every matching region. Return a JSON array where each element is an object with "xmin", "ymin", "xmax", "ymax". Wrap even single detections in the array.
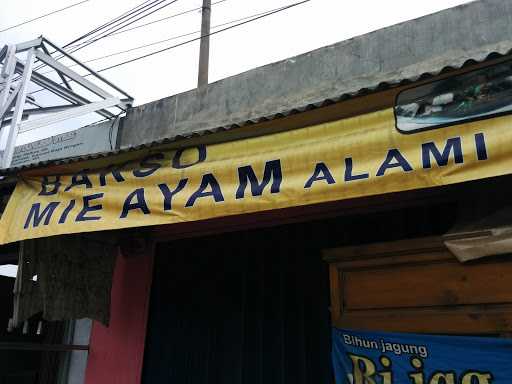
[
  {"xmin": 0, "ymin": 48, "xmax": 35, "ymax": 169},
  {"xmin": 0, "ymin": 37, "xmax": 134, "ymax": 169}
]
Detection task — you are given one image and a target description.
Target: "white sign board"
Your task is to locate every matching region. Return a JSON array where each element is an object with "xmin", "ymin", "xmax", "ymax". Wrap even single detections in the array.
[{"xmin": 9, "ymin": 120, "xmax": 119, "ymax": 168}]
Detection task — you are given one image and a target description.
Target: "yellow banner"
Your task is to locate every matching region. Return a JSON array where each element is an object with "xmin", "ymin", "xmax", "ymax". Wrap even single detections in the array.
[{"xmin": 0, "ymin": 108, "xmax": 508, "ymax": 244}]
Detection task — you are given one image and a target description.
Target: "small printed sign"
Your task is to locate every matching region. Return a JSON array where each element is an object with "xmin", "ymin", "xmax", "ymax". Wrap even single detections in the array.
[{"xmin": 9, "ymin": 119, "xmax": 118, "ymax": 168}]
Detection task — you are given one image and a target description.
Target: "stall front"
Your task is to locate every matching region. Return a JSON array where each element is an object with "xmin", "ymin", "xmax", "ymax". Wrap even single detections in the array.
[{"xmin": 2, "ymin": 58, "xmax": 512, "ymax": 384}]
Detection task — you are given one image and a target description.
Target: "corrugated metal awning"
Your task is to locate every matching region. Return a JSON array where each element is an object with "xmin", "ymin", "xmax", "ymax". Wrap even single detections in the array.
[{"xmin": 1, "ymin": 48, "xmax": 511, "ymax": 177}]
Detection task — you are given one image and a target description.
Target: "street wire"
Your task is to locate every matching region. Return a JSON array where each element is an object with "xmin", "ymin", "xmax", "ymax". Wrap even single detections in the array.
[
  {"xmin": 22, "ymin": 0, "xmax": 179, "ymax": 79},
  {"xmin": 69, "ymin": 0, "xmax": 228, "ymax": 45},
  {"xmin": 34, "ymin": 0, "xmax": 178, "ymax": 72},
  {"xmin": 29, "ymin": 0, "xmax": 310, "ymax": 95},
  {"xmin": 38, "ymin": 4, "xmax": 284, "ymax": 75},
  {"xmin": 67, "ymin": 0, "xmax": 180, "ymax": 54},
  {"xmin": 64, "ymin": 0, "xmax": 157, "ymax": 48},
  {"xmin": 0, "ymin": 0, "xmax": 92, "ymax": 33},
  {"xmin": 96, "ymin": 0, "xmax": 311, "ymax": 73}
]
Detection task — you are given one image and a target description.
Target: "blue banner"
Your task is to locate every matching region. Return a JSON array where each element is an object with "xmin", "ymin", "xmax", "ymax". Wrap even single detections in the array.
[{"xmin": 332, "ymin": 328, "xmax": 512, "ymax": 384}]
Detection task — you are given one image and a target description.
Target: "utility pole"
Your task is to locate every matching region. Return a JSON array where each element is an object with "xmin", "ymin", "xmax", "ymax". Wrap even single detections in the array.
[{"xmin": 197, "ymin": 0, "xmax": 211, "ymax": 88}]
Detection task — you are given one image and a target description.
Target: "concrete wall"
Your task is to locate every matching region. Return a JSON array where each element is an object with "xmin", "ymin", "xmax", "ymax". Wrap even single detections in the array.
[{"xmin": 119, "ymin": 0, "xmax": 512, "ymax": 148}]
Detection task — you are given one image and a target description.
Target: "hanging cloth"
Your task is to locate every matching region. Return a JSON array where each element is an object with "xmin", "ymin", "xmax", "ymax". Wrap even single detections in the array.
[{"xmin": 12, "ymin": 233, "xmax": 118, "ymax": 327}]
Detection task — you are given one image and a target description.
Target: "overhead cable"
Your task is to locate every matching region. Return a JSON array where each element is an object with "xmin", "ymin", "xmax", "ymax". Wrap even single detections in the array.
[
  {"xmin": 0, "ymin": 0, "xmax": 92, "ymax": 33},
  {"xmin": 28, "ymin": 0, "xmax": 176, "ymax": 77},
  {"xmin": 38, "ymin": 5, "xmax": 283, "ymax": 74},
  {"xmin": 63, "ymin": 0, "xmax": 157, "ymax": 48},
  {"xmin": 25, "ymin": 0, "xmax": 176, "ymax": 78},
  {"xmin": 68, "ymin": 0, "xmax": 179, "ymax": 53},
  {"xmin": 96, "ymin": 0, "xmax": 311, "ymax": 73},
  {"xmin": 29, "ymin": 0, "xmax": 310, "ymax": 95},
  {"xmin": 68, "ymin": 0, "xmax": 170, "ymax": 49},
  {"xmin": 88, "ymin": 0, "xmax": 228, "ymax": 41}
]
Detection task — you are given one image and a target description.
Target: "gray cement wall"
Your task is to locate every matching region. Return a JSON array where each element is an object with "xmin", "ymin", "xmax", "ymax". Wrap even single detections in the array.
[{"xmin": 119, "ymin": 0, "xmax": 512, "ymax": 148}]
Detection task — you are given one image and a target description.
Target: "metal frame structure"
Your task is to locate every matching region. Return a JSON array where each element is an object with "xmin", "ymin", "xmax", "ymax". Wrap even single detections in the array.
[{"xmin": 0, "ymin": 37, "xmax": 134, "ymax": 169}]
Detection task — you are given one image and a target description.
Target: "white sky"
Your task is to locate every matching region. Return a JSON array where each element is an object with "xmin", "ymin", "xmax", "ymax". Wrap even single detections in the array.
[{"xmin": 0, "ymin": 0, "xmax": 472, "ymax": 145}]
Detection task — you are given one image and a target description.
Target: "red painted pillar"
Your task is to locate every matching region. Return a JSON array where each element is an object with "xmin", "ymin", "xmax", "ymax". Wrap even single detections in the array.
[{"xmin": 84, "ymin": 249, "xmax": 154, "ymax": 384}]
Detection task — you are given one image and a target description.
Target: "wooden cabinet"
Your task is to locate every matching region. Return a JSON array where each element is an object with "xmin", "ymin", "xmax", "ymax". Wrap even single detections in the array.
[{"xmin": 323, "ymin": 237, "xmax": 512, "ymax": 334}]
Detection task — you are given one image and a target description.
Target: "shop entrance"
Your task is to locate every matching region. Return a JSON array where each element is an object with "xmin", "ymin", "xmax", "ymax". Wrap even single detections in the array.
[
  {"xmin": 142, "ymin": 226, "xmax": 332, "ymax": 384},
  {"xmin": 141, "ymin": 197, "xmax": 464, "ymax": 383}
]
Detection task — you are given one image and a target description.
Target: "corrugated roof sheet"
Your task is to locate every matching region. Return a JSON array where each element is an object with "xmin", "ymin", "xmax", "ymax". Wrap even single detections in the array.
[{"xmin": 1, "ymin": 49, "xmax": 510, "ymax": 177}]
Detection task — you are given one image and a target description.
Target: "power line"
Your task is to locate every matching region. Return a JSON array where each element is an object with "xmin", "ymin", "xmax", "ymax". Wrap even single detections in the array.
[
  {"xmin": 28, "ymin": 0, "xmax": 176, "ymax": 78},
  {"xmin": 64, "ymin": 0, "xmax": 157, "ymax": 48},
  {"xmin": 86, "ymin": 0, "xmax": 228, "ymax": 42},
  {"xmin": 68, "ymin": 0, "xmax": 179, "ymax": 54},
  {"xmin": 29, "ymin": 0, "xmax": 310, "ymax": 95},
  {"xmin": 24, "ymin": 0, "xmax": 176, "ymax": 78},
  {"xmin": 96, "ymin": 0, "xmax": 311, "ymax": 73},
  {"xmin": 39, "ymin": 5, "xmax": 284, "ymax": 74},
  {"xmin": 13, "ymin": 0, "xmax": 163, "ymax": 80},
  {"xmin": 69, "ymin": 0, "xmax": 170, "ymax": 50},
  {"xmin": 0, "ymin": 0, "xmax": 92, "ymax": 33}
]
